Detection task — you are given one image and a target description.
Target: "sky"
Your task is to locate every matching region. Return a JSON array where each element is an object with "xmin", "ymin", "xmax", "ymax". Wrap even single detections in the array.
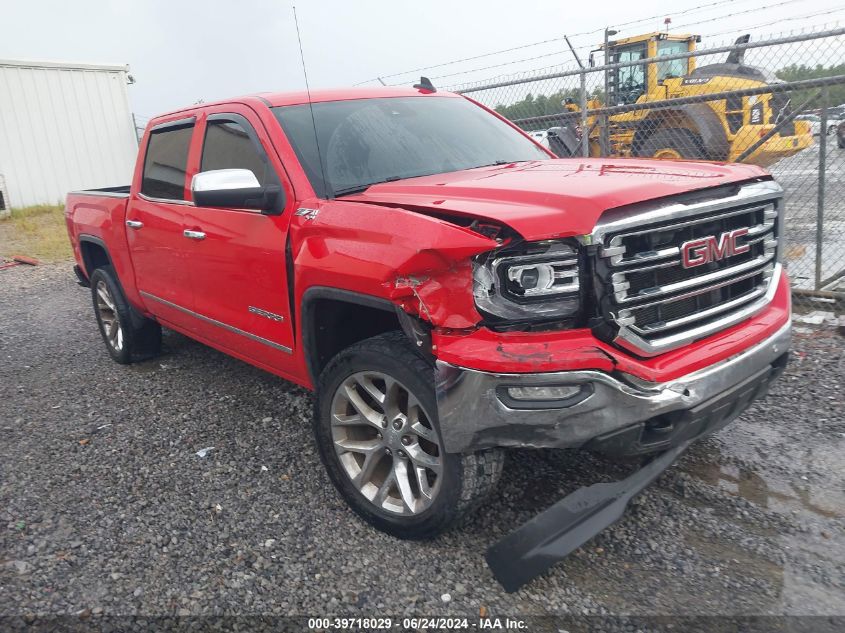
[{"xmin": 1, "ymin": 0, "xmax": 843, "ymax": 126}]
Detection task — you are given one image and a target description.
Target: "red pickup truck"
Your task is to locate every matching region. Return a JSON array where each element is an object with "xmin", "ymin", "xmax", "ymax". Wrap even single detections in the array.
[{"xmin": 65, "ymin": 85, "xmax": 790, "ymax": 590}]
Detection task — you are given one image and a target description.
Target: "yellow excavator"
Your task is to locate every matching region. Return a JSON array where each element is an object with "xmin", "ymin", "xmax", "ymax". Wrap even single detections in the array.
[{"xmin": 546, "ymin": 32, "xmax": 813, "ymax": 166}]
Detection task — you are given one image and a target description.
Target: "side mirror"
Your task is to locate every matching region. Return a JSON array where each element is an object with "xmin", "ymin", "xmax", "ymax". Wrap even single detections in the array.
[{"xmin": 191, "ymin": 169, "xmax": 281, "ymax": 214}]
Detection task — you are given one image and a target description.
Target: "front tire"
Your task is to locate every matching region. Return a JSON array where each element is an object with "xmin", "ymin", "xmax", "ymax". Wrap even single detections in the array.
[
  {"xmin": 314, "ymin": 331, "xmax": 503, "ymax": 539},
  {"xmin": 637, "ymin": 128, "xmax": 705, "ymax": 160},
  {"xmin": 89, "ymin": 266, "xmax": 161, "ymax": 364}
]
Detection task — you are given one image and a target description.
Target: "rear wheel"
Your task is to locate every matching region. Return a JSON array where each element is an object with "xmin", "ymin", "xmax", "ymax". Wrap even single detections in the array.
[
  {"xmin": 637, "ymin": 128, "xmax": 705, "ymax": 160},
  {"xmin": 314, "ymin": 331, "xmax": 504, "ymax": 539},
  {"xmin": 89, "ymin": 266, "xmax": 161, "ymax": 364}
]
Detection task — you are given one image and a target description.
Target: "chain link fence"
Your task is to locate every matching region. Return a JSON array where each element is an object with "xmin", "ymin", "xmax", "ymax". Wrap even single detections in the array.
[{"xmin": 449, "ymin": 27, "xmax": 845, "ymax": 311}]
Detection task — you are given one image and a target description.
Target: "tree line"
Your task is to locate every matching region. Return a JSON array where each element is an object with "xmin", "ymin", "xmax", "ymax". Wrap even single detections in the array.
[{"xmin": 775, "ymin": 63, "xmax": 845, "ymax": 109}]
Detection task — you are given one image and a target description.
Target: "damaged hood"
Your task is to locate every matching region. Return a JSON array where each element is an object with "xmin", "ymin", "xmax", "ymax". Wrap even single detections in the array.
[{"xmin": 345, "ymin": 158, "xmax": 768, "ymax": 241}]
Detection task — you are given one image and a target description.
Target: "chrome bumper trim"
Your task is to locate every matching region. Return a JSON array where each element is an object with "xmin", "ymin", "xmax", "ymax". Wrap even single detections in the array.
[{"xmin": 435, "ymin": 320, "xmax": 791, "ymax": 453}]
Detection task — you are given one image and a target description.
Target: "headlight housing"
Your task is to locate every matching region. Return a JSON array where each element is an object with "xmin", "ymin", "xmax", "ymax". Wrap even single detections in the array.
[{"xmin": 472, "ymin": 240, "xmax": 581, "ymax": 323}]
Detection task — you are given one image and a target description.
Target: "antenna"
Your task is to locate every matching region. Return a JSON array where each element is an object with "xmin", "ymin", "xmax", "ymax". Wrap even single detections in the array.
[
  {"xmin": 293, "ymin": 6, "xmax": 331, "ymax": 199},
  {"xmin": 413, "ymin": 76, "xmax": 437, "ymax": 93}
]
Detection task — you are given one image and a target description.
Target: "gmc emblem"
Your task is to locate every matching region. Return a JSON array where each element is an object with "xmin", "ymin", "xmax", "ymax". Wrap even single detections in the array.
[{"xmin": 681, "ymin": 228, "xmax": 750, "ymax": 268}]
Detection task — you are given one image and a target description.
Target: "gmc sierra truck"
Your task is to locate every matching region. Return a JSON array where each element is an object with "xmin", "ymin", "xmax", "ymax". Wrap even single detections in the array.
[{"xmin": 65, "ymin": 85, "xmax": 790, "ymax": 591}]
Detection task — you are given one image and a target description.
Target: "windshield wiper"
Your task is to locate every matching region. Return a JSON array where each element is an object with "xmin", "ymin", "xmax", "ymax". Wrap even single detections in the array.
[
  {"xmin": 473, "ymin": 159, "xmax": 529, "ymax": 169},
  {"xmin": 333, "ymin": 176, "xmax": 402, "ymax": 198},
  {"xmin": 332, "ymin": 162, "xmax": 529, "ymax": 197}
]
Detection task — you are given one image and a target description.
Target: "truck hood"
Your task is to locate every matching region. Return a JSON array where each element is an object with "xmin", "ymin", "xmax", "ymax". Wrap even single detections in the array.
[{"xmin": 345, "ymin": 158, "xmax": 768, "ymax": 241}]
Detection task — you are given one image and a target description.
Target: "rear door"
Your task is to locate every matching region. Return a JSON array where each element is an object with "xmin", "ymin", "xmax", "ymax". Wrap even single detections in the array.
[
  {"xmin": 127, "ymin": 117, "xmax": 199, "ymax": 331},
  {"xmin": 182, "ymin": 106, "xmax": 296, "ymax": 371}
]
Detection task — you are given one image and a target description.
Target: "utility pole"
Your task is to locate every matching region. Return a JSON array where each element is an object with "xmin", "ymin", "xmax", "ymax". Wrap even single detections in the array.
[{"xmin": 601, "ymin": 28, "xmax": 618, "ymax": 156}]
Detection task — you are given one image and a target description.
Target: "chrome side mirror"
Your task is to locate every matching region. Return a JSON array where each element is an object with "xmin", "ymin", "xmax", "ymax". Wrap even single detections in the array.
[{"xmin": 191, "ymin": 169, "xmax": 282, "ymax": 213}]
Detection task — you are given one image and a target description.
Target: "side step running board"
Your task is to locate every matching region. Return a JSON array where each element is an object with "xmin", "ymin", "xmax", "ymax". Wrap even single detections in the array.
[{"xmin": 486, "ymin": 440, "xmax": 691, "ymax": 593}]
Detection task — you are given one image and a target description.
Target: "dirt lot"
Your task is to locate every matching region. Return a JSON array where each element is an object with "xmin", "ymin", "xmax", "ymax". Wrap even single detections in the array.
[{"xmin": 1, "ymin": 264, "xmax": 843, "ymax": 625}]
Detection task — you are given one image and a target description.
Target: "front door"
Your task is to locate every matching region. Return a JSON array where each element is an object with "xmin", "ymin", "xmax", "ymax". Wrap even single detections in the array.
[
  {"xmin": 127, "ymin": 117, "xmax": 199, "ymax": 332},
  {"xmin": 181, "ymin": 107, "xmax": 296, "ymax": 373}
]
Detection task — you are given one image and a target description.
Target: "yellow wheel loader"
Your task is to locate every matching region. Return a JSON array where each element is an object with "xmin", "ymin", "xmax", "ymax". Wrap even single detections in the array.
[{"xmin": 546, "ymin": 32, "xmax": 813, "ymax": 167}]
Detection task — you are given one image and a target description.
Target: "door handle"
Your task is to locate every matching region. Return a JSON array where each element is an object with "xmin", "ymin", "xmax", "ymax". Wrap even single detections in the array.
[
  {"xmin": 183, "ymin": 229, "xmax": 206, "ymax": 240},
  {"xmin": 125, "ymin": 220, "xmax": 143, "ymax": 229}
]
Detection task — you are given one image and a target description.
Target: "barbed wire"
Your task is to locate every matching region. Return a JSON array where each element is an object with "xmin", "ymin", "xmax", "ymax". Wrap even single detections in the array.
[
  {"xmin": 353, "ymin": 0, "xmax": 765, "ymax": 86},
  {"xmin": 671, "ymin": 0, "xmax": 829, "ymax": 31},
  {"xmin": 387, "ymin": 0, "xmax": 828, "ymax": 90},
  {"xmin": 701, "ymin": 10, "xmax": 845, "ymax": 39},
  {"xmin": 444, "ymin": 23, "xmax": 843, "ymax": 93}
]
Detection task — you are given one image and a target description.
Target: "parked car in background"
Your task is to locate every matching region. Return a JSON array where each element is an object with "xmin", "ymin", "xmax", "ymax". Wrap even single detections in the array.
[
  {"xmin": 825, "ymin": 106, "xmax": 845, "ymax": 120},
  {"xmin": 65, "ymin": 85, "xmax": 791, "ymax": 591},
  {"xmin": 526, "ymin": 129, "xmax": 549, "ymax": 145},
  {"xmin": 796, "ymin": 113, "xmax": 840, "ymax": 136}
]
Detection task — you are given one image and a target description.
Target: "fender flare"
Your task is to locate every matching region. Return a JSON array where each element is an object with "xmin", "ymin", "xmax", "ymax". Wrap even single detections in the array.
[
  {"xmin": 77, "ymin": 235, "xmax": 148, "ymax": 329},
  {"xmin": 299, "ymin": 286, "xmax": 402, "ymax": 385},
  {"xmin": 77, "ymin": 235, "xmax": 114, "ymax": 275},
  {"xmin": 634, "ymin": 104, "xmax": 729, "ymax": 160}
]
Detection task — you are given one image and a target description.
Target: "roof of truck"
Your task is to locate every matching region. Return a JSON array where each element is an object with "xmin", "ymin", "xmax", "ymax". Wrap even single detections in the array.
[
  {"xmin": 258, "ymin": 86, "xmax": 459, "ymax": 107},
  {"xmin": 150, "ymin": 87, "xmax": 461, "ymax": 123}
]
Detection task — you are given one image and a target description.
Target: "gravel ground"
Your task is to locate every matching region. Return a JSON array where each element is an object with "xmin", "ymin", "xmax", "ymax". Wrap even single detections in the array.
[{"xmin": 1, "ymin": 263, "xmax": 843, "ymax": 622}]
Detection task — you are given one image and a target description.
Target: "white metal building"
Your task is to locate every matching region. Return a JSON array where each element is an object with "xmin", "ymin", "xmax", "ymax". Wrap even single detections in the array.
[{"xmin": 0, "ymin": 59, "xmax": 138, "ymax": 208}]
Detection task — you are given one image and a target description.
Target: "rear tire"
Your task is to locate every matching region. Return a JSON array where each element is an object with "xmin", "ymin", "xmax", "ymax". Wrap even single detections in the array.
[
  {"xmin": 89, "ymin": 266, "xmax": 161, "ymax": 364},
  {"xmin": 314, "ymin": 331, "xmax": 504, "ymax": 539},
  {"xmin": 637, "ymin": 128, "xmax": 705, "ymax": 160}
]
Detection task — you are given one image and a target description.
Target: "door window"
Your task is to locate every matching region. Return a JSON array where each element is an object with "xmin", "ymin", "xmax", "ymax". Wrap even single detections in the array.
[
  {"xmin": 614, "ymin": 45, "xmax": 647, "ymax": 105},
  {"xmin": 657, "ymin": 40, "xmax": 689, "ymax": 80},
  {"xmin": 200, "ymin": 116, "xmax": 274, "ymax": 186},
  {"xmin": 141, "ymin": 122, "xmax": 194, "ymax": 200}
]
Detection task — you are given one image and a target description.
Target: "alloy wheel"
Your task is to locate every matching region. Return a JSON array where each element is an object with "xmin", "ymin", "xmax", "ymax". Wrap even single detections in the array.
[
  {"xmin": 95, "ymin": 280, "xmax": 124, "ymax": 352},
  {"xmin": 330, "ymin": 371, "xmax": 443, "ymax": 515}
]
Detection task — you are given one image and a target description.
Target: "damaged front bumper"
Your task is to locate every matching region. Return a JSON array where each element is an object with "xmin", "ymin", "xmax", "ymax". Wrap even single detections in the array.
[
  {"xmin": 435, "ymin": 320, "xmax": 791, "ymax": 455},
  {"xmin": 473, "ymin": 322, "xmax": 791, "ymax": 592},
  {"xmin": 485, "ymin": 358, "xmax": 788, "ymax": 591}
]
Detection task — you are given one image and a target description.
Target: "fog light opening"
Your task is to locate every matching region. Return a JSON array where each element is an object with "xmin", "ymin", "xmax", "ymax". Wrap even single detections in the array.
[
  {"xmin": 497, "ymin": 383, "xmax": 593, "ymax": 410},
  {"xmin": 506, "ymin": 385, "xmax": 582, "ymax": 401}
]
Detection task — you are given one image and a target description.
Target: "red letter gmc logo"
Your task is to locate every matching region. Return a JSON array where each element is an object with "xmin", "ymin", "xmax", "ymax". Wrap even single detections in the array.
[{"xmin": 680, "ymin": 228, "xmax": 750, "ymax": 268}]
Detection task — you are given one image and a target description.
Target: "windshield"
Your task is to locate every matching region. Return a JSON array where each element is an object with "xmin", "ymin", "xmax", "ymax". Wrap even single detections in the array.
[{"xmin": 273, "ymin": 96, "xmax": 549, "ymax": 198}]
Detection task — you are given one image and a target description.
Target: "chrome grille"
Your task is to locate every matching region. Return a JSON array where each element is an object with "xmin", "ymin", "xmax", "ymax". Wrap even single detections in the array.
[{"xmin": 593, "ymin": 181, "xmax": 783, "ymax": 357}]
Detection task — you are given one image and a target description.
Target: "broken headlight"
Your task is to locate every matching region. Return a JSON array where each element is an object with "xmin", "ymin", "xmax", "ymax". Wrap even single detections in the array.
[{"xmin": 472, "ymin": 240, "xmax": 580, "ymax": 323}]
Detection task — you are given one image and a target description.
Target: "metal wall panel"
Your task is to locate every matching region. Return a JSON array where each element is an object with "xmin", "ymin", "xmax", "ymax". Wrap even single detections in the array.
[{"xmin": 0, "ymin": 59, "xmax": 138, "ymax": 208}]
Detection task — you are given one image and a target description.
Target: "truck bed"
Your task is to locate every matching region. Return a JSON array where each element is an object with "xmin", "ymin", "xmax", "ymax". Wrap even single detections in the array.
[{"xmin": 65, "ymin": 187, "xmax": 135, "ymax": 295}]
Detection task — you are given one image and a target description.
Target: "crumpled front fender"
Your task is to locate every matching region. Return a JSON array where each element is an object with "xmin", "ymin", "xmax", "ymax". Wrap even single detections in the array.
[{"xmin": 291, "ymin": 199, "xmax": 500, "ymax": 329}]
